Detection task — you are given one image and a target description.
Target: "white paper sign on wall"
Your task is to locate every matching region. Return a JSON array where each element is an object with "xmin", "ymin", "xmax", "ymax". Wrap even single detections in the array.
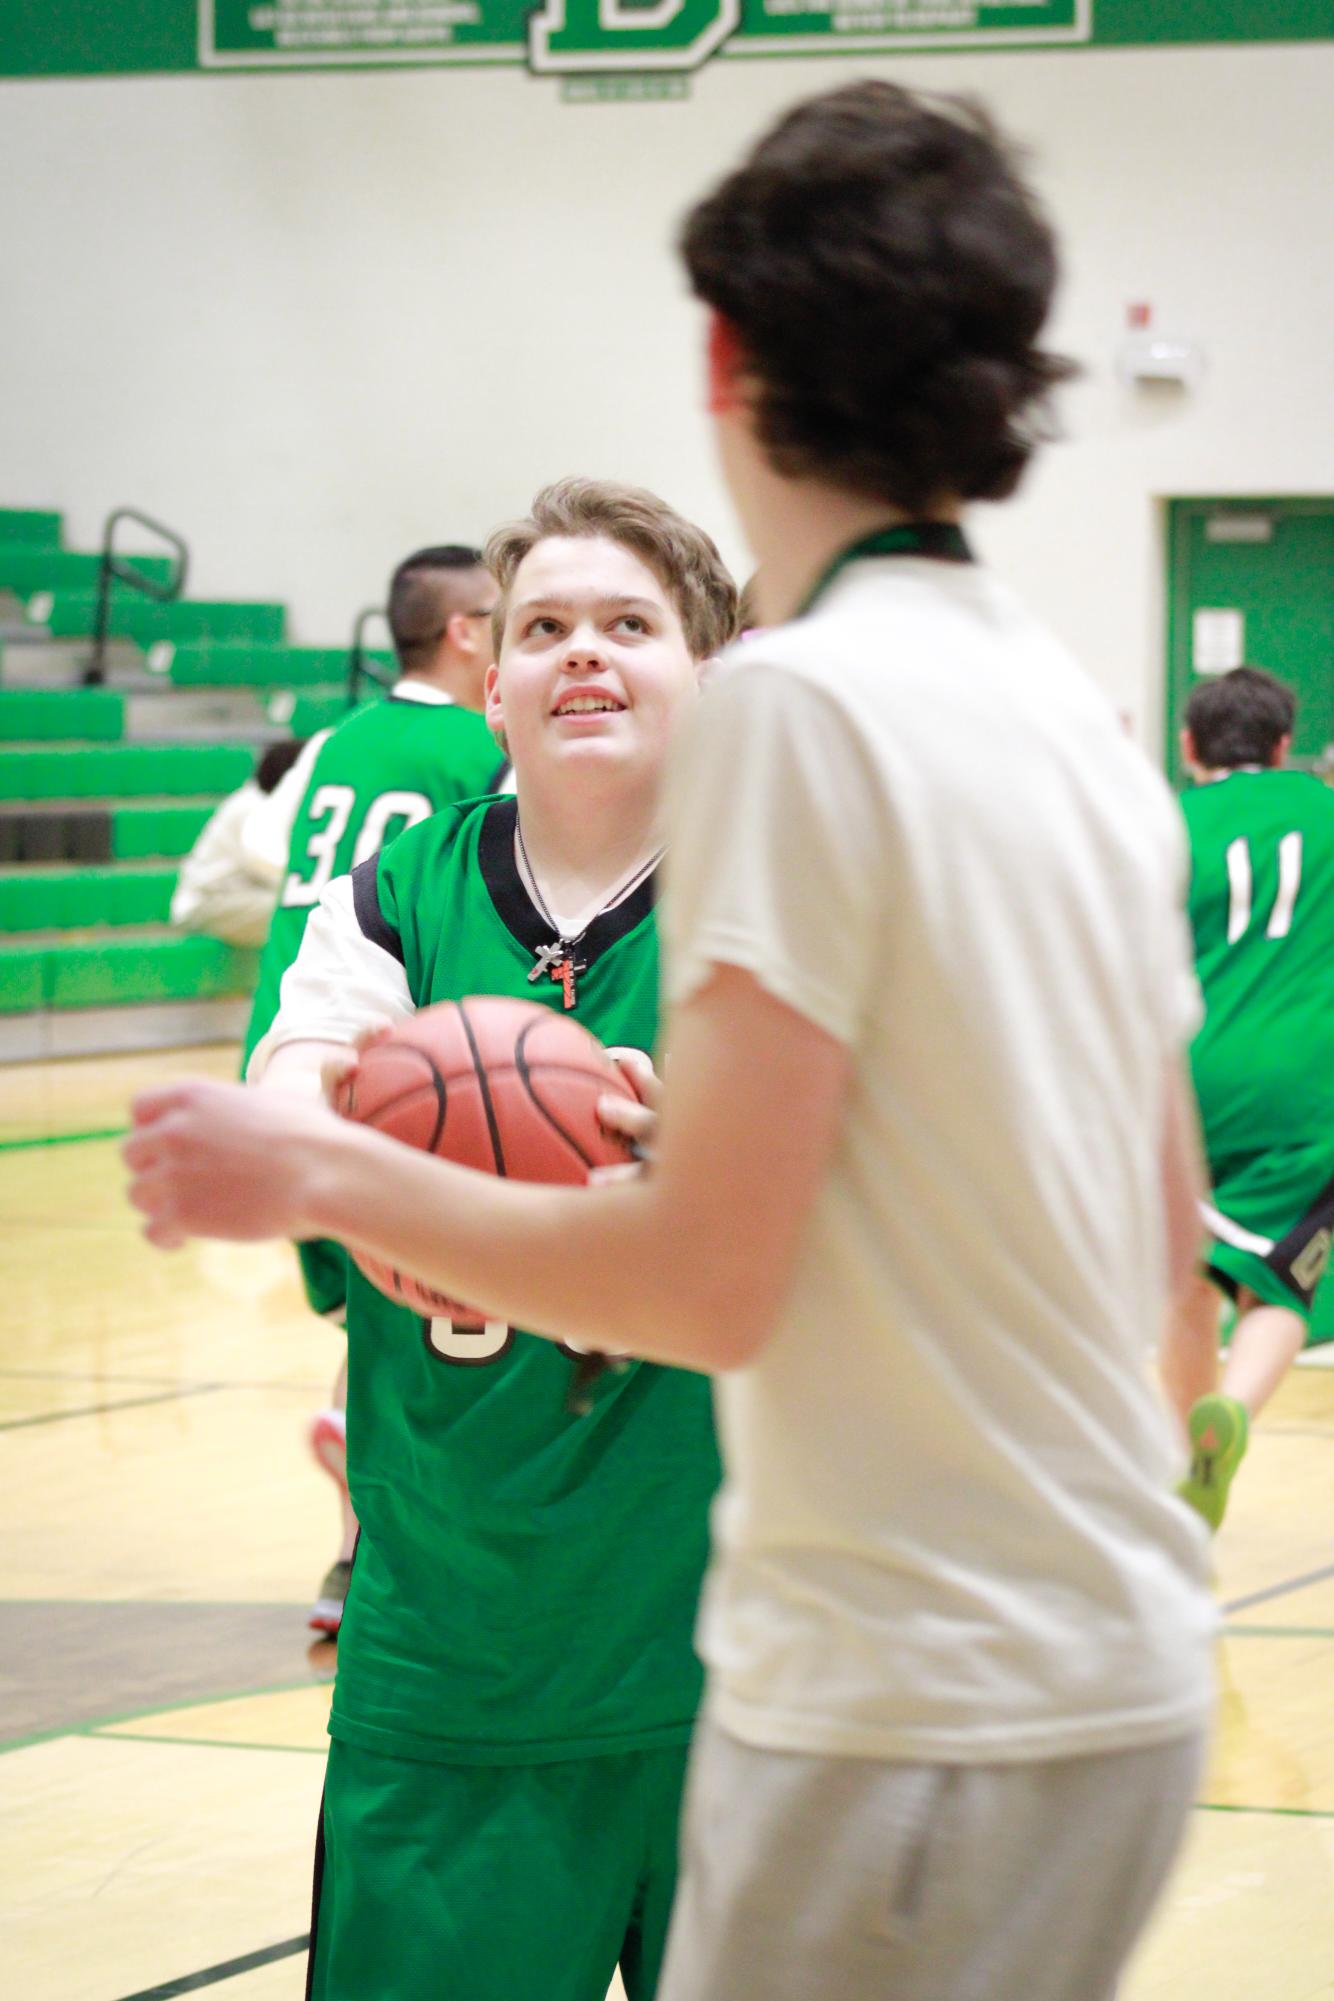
[{"xmin": 1192, "ymin": 607, "xmax": 1246, "ymax": 676}]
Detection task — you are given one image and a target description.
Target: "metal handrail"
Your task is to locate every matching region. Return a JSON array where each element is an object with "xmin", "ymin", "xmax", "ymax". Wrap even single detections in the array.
[
  {"xmin": 85, "ymin": 506, "xmax": 189, "ymax": 686},
  {"xmin": 348, "ymin": 606, "xmax": 395, "ymax": 708}
]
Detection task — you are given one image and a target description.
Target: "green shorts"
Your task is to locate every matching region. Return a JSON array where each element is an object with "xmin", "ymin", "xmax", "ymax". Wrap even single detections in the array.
[
  {"xmin": 297, "ymin": 1238, "xmax": 349, "ymax": 1327},
  {"xmin": 1202, "ymin": 1140, "xmax": 1334, "ymax": 1329},
  {"xmin": 308, "ymin": 1737, "xmax": 690, "ymax": 2001}
]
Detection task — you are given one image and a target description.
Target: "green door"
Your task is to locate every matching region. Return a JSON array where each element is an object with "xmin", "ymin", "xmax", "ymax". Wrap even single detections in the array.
[
  {"xmin": 1167, "ymin": 497, "xmax": 1334, "ymax": 1343},
  {"xmin": 1165, "ymin": 498, "xmax": 1334, "ymax": 786}
]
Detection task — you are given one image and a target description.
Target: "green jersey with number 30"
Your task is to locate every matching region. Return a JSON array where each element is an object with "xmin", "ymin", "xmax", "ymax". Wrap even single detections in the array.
[
  {"xmin": 329, "ymin": 795, "xmax": 720, "ymax": 1766},
  {"xmin": 1183, "ymin": 769, "xmax": 1334, "ymax": 1158},
  {"xmin": 242, "ymin": 691, "xmax": 499, "ymax": 1066}
]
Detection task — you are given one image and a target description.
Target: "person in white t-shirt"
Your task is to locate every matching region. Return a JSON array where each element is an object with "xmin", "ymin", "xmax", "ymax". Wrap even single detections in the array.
[
  {"xmin": 126, "ymin": 81, "xmax": 1214, "ymax": 2001},
  {"xmin": 168, "ymin": 737, "xmax": 306, "ymax": 947}
]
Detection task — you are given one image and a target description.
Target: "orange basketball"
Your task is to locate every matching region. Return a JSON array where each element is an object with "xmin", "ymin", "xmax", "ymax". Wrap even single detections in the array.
[{"xmin": 331, "ymin": 995, "xmax": 641, "ymax": 1319}]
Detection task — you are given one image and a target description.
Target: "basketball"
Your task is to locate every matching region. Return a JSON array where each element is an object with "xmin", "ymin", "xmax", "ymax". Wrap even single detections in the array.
[{"xmin": 330, "ymin": 995, "xmax": 642, "ymax": 1318}]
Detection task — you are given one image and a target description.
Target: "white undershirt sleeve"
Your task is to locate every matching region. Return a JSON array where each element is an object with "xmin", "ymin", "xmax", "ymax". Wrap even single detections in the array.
[
  {"xmin": 665, "ymin": 658, "xmax": 886, "ymax": 1047},
  {"xmin": 239, "ymin": 730, "xmax": 331, "ymax": 885},
  {"xmin": 246, "ymin": 871, "xmax": 414, "ymax": 1079}
]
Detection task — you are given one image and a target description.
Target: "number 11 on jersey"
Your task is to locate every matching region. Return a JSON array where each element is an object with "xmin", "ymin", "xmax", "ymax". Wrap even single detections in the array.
[{"xmin": 1226, "ymin": 831, "xmax": 1303, "ymax": 944}]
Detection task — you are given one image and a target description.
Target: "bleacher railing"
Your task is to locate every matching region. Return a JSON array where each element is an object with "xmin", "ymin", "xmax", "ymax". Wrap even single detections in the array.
[
  {"xmin": 85, "ymin": 508, "xmax": 189, "ymax": 687},
  {"xmin": 348, "ymin": 606, "xmax": 393, "ymax": 708}
]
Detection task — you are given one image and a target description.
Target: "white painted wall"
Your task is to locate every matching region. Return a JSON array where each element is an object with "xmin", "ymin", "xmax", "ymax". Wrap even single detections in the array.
[{"xmin": 2, "ymin": 43, "xmax": 1332, "ymax": 739}]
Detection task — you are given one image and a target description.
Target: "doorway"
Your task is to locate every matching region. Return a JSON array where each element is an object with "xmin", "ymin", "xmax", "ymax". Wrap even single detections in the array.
[{"xmin": 1164, "ymin": 497, "xmax": 1334, "ymax": 786}]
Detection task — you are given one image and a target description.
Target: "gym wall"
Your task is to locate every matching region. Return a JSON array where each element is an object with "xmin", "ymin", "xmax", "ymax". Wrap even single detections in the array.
[{"xmin": 1, "ymin": 38, "xmax": 1330, "ymax": 739}]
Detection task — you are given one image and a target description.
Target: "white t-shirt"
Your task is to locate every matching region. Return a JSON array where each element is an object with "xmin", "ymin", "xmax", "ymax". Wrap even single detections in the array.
[
  {"xmin": 238, "ymin": 730, "xmax": 333, "ymax": 887},
  {"xmin": 665, "ymin": 553, "xmax": 1215, "ymax": 1765},
  {"xmin": 169, "ymin": 780, "xmax": 279, "ymax": 947}
]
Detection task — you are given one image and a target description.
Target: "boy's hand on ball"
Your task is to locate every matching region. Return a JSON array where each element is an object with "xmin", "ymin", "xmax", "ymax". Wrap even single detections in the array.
[
  {"xmin": 318, "ymin": 1020, "xmax": 396, "ymax": 1105},
  {"xmin": 124, "ymin": 1079, "xmax": 341, "ymax": 1247},
  {"xmin": 597, "ymin": 1051, "xmax": 661, "ymax": 1164},
  {"xmin": 320, "ymin": 1048, "xmax": 359, "ymax": 1104}
]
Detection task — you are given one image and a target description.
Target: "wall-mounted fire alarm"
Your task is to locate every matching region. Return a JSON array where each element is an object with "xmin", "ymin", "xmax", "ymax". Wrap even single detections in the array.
[{"xmin": 1116, "ymin": 301, "xmax": 1204, "ymax": 388}]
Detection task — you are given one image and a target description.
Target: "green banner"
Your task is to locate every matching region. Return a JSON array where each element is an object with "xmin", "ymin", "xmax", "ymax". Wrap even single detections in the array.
[
  {"xmin": 198, "ymin": 0, "xmax": 1087, "ymax": 70},
  {"xmin": 201, "ymin": 0, "xmax": 522, "ymax": 65},
  {"xmin": 0, "ymin": 0, "xmax": 1330, "ymax": 80}
]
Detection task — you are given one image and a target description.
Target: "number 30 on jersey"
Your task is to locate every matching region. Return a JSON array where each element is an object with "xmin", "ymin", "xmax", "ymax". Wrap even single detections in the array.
[{"xmin": 282, "ymin": 785, "xmax": 434, "ymax": 910}]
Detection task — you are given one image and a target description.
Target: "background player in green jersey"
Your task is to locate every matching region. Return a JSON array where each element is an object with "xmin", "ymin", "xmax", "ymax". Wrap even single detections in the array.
[
  {"xmin": 1163, "ymin": 667, "xmax": 1334, "ymax": 1528},
  {"xmin": 243, "ymin": 541, "xmax": 502, "ymax": 1631},
  {"xmin": 246, "ymin": 481, "xmax": 735, "ymax": 2001}
]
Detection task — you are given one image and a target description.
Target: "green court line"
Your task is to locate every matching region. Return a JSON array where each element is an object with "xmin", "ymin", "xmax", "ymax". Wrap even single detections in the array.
[
  {"xmin": 84, "ymin": 1727, "xmax": 327, "ymax": 1757},
  {"xmin": 1199, "ymin": 1801, "xmax": 1334, "ymax": 1822},
  {"xmin": 0, "ymin": 1124, "xmax": 128, "ymax": 1153},
  {"xmin": 1224, "ymin": 1624, "xmax": 1334, "ymax": 1639},
  {"xmin": 0, "ymin": 1672, "xmax": 334, "ymax": 1759}
]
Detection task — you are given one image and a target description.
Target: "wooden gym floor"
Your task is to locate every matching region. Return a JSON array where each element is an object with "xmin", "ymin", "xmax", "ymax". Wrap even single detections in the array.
[{"xmin": 3, "ymin": 1047, "xmax": 1334, "ymax": 2001}]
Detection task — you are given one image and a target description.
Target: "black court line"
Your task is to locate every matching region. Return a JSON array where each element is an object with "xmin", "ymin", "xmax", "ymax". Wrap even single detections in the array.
[
  {"xmin": 0, "ymin": 1384, "xmax": 222, "ymax": 1433},
  {"xmin": 1222, "ymin": 1558, "xmax": 1334, "ymax": 1616},
  {"xmin": 110, "ymin": 1934, "xmax": 309, "ymax": 2000}
]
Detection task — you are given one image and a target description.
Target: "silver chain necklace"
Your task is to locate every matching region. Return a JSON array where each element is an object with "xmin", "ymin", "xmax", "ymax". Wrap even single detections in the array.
[{"xmin": 515, "ymin": 816, "xmax": 663, "ymax": 1010}]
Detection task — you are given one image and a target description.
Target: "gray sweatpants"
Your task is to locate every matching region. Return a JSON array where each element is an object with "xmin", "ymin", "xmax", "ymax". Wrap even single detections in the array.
[{"xmin": 656, "ymin": 1719, "xmax": 1206, "ymax": 2001}]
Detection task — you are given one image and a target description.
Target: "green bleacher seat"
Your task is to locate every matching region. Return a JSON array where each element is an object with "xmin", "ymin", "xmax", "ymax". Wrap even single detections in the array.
[
  {"xmin": 0, "ymin": 929, "xmax": 259, "ymax": 1014},
  {"xmin": 164, "ymin": 642, "xmax": 389, "ymax": 689},
  {"xmin": 0, "ymin": 509, "xmax": 62, "ymax": 546},
  {"xmin": 112, "ymin": 803, "xmax": 217, "ymax": 861},
  {"xmin": 0, "ymin": 504, "xmax": 298, "ymax": 1052},
  {"xmin": 0, "ymin": 689, "xmax": 125, "ymax": 743},
  {"xmin": 0, "ymin": 946, "xmax": 44, "ymax": 1011},
  {"xmin": 32, "ymin": 592, "xmax": 286, "ymax": 646},
  {"xmin": 0, "ymin": 742, "xmax": 253, "ymax": 801},
  {"xmin": 0, "ymin": 865, "xmax": 177, "ymax": 934},
  {"xmin": 0, "ymin": 550, "xmax": 175, "ymax": 598},
  {"xmin": 0, "ymin": 801, "xmax": 219, "ymax": 868}
]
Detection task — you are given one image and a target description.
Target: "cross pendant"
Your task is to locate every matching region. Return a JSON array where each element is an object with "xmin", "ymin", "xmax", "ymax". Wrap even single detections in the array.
[
  {"xmin": 552, "ymin": 955, "xmax": 585, "ymax": 1010},
  {"xmin": 528, "ymin": 941, "xmax": 566, "ymax": 985}
]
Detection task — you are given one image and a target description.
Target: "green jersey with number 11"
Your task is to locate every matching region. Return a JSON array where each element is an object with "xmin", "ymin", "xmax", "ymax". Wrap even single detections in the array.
[
  {"xmin": 1183, "ymin": 769, "xmax": 1334, "ymax": 1158},
  {"xmin": 242, "ymin": 689, "xmax": 499, "ymax": 1066}
]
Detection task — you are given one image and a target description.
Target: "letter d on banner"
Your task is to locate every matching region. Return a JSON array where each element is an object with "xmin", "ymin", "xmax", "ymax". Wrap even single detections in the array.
[{"xmin": 529, "ymin": 0, "xmax": 739, "ymax": 73}]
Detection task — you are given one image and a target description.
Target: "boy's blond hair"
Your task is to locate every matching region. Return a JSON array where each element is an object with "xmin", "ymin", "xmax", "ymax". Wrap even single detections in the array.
[{"xmin": 485, "ymin": 477, "xmax": 738, "ymax": 662}]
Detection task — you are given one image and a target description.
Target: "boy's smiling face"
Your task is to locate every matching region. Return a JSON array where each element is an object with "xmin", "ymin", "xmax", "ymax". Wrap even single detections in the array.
[{"xmin": 486, "ymin": 535, "xmax": 700, "ymax": 786}]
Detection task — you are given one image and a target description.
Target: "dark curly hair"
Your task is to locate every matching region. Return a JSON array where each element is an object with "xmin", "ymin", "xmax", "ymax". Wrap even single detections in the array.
[
  {"xmin": 680, "ymin": 81, "xmax": 1076, "ymax": 511},
  {"xmin": 1185, "ymin": 667, "xmax": 1296, "ymax": 771}
]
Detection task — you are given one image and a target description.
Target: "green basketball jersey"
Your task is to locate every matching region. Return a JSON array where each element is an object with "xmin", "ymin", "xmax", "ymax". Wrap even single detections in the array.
[
  {"xmin": 242, "ymin": 691, "xmax": 500, "ymax": 1066},
  {"xmin": 1183, "ymin": 770, "xmax": 1334, "ymax": 1158},
  {"xmin": 330, "ymin": 794, "xmax": 720, "ymax": 1766}
]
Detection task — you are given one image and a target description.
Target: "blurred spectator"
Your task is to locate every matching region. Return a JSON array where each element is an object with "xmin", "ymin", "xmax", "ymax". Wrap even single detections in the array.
[{"xmin": 169, "ymin": 738, "xmax": 306, "ymax": 946}]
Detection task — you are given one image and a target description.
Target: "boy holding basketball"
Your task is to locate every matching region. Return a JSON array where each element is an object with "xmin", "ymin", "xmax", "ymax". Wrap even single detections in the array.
[
  {"xmin": 131, "ymin": 85, "xmax": 1214, "ymax": 2001},
  {"xmin": 249, "ymin": 479, "xmax": 735, "ymax": 2001}
]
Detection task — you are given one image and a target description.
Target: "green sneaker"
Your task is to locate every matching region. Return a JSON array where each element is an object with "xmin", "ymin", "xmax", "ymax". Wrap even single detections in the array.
[{"xmin": 1179, "ymin": 1394, "xmax": 1250, "ymax": 1531}]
